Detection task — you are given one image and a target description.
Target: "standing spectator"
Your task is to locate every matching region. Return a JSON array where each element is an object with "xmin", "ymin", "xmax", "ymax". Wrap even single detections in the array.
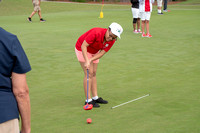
[
  {"xmin": 27, "ymin": 0, "xmax": 46, "ymax": 22},
  {"xmin": 130, "ymin": 0, "xmax": 142, "ymax": 33},
  {"xmin": 157, "ymin": 0, "xmax": 164, "ymax": 14},
  {"xmin": 0, "ymin": 27, "xmax": 31, "ymax": 133},
  {"xmin": 139, "ymin": 0, "xmax": 154, "ymax": 38},
  {"xmin": 75, "ymin": 22, "xmax": 123, "ymax": 107},
  {"xmin": 163, "ymin": 0, "xmax": 168, "ymax": 12}
]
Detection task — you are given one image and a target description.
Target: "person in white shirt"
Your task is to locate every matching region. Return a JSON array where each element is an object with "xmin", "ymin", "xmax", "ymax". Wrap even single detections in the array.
[{"xmin": 139, "ymin": 0, "xmax": 154, "ymax": 38}]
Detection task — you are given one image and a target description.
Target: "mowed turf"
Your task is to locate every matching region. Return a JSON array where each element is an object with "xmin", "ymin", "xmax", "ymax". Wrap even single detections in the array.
[{"xmin": 0, "ymin": 0, "xmax": 200, "ymax": 132}]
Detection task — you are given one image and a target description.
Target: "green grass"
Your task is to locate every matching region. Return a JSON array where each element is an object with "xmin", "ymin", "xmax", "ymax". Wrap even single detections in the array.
[{"xmin": 0, "ymin": 0, "xmax": 200, "ymax": 132}]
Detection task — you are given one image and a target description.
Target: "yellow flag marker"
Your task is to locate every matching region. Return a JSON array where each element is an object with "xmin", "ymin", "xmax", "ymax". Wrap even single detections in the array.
[{"xmin": 99, "ymin": 1, "xmax": 104, "ymax": 18}]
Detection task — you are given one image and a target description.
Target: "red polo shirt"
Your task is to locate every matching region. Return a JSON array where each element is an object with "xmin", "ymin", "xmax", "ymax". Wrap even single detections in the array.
[{"xmin": 75, "ymin": 28, "xmax": 115, "ymax": 54}]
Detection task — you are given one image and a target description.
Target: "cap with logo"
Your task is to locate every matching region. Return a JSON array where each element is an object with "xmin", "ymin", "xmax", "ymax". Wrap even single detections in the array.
[{"xmin": 109, "ymin": 22, "xmax": 123, "ymax": 39}]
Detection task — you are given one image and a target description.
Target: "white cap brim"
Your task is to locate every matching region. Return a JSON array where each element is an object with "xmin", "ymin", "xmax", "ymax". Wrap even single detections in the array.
[{"xmin": 109, "ymin": 22, "xmax": 123, "ymax": 39}]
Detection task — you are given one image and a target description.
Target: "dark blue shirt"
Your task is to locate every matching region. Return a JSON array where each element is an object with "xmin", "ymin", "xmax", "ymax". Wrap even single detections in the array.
[{"xmin": 0, "ymin": 27, "xmax": 31, "ymax": 123}]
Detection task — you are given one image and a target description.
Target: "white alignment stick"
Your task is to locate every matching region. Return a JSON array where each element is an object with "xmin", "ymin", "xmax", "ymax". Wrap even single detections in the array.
[{"xmin": 111, "ymin": 94, "xmax": 150, "ymax": 109}]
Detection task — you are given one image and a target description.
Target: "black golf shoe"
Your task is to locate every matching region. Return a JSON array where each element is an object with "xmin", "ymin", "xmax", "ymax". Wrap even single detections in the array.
[
  {"xmin": 40, "ymin": 18, "xmax": 46, "ymax": 22},
  {"xmin": 85, "ymin": 100, "xmax": 100, "ymax": 108},
  {"xmin": 93, "ymin": 97, "xmax": 108, "ymax": 104},
  {"xmin": 27, "ymin": 17, "xmax": 32, "ymax": 22}
]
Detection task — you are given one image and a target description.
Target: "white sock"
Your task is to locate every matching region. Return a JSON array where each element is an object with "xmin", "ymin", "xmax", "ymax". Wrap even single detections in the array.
[
  {"xmin": 92, "ymin": 96, "xmax": 99, "ymax": 100},
  {"xmin": 158, "ymin": 9, "xmax": 161, "ymax": 13},
  {"xmin": 86, "ymin": 98, "xmax": 92, "ymax": 103}
]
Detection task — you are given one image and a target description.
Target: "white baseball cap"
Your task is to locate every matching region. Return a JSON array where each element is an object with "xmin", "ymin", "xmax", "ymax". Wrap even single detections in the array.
[{"xmin": 109, "ymin": 22, "xmax": 123, "ymax": 39}]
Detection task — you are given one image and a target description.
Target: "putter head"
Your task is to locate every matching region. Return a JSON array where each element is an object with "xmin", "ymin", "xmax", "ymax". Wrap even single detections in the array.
[{"xmin": 83, "ymin": 103, "xmax": 93, "ymax": 110}]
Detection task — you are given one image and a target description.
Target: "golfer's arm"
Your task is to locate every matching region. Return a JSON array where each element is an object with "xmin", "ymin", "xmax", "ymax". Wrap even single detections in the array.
[
  {"xmin": 81, "ymin": 40, "xmax": 90, "ymax": 62},
  {"xmin": 12, "ymin": 72, "xmax": 31, "ymax": 133},
  {"xmin": 90, "ymin": 50, "xmax": 106, "ymax": 62}
]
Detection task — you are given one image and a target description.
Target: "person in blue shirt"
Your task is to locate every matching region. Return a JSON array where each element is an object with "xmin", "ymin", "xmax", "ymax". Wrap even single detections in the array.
[{"xmin": 0, "ymin": 28, "xmax": 31, "ymax": 133}]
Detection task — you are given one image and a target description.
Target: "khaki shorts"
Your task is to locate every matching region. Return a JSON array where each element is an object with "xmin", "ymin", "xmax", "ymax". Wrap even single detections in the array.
[
  {"xmin": 33, "ymin": 3, "xmax": 41, "ymax": 11},
  {"xmin": 0, "ymin": 119, "xmax": 19, "ymax": 133}
]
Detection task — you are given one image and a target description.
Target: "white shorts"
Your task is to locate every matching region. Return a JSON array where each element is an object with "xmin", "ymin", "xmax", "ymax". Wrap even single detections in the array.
[
  {"xmin": 157, "ymin": 0, "xmax": 163, "ymax": 7},
  {"xmin": 131, "ymin": 8, "xmax": 141, "ymax": 18},
  {"xmin": 140, "ymin": 12, "xmax": 151, "ymax": 21}
]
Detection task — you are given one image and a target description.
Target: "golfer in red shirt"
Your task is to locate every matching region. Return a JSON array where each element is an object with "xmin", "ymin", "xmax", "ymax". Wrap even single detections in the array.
[{"xmin": 75, "ymin": 22, "xmax": 123, "ymax": 107}]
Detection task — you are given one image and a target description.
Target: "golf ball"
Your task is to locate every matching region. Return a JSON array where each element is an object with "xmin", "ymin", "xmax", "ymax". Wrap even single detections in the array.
[{"xmin": 87, "ymin": 118, "xmax": 92, "ymax": 124}]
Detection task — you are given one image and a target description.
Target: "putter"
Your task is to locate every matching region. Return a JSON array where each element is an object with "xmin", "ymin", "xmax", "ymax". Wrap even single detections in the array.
[{"xmin": 83, "ymin": 69, "xmax": 93, "ymax": 110}]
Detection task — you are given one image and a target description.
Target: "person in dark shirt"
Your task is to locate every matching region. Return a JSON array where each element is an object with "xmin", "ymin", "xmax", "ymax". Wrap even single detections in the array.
[
  {"xmin": 163, "ymin": 0, "xmax": 168, "ymax": 12},
  {"xmin": 0, "ymin": 27, "xmax": 31, "ymax": 133},
  {"xmin": 131, "ymin": 0, "xmax": 142, "ymax": 33}
]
